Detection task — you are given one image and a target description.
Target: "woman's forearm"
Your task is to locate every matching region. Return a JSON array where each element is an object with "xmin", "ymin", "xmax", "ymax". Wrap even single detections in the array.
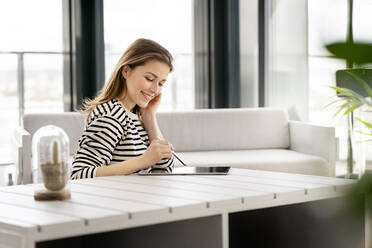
[
  {"xmin": 141, "ymin": 113, "xmax": 164, "ymax": 141},
  {"xmin": 95, "ymin": 156, "xmax": 149, "ymax": 177}
]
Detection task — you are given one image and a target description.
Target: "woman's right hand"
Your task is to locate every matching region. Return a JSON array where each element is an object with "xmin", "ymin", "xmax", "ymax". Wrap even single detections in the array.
[{"xmin": 140, "ymin": 139, "xmax": 173, "ymax": 168}]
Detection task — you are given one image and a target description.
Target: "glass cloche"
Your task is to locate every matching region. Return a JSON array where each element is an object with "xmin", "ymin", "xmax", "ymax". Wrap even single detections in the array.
[{"xmin": 32, "ymin": 125, "xmax": 71, "ymax": 200}]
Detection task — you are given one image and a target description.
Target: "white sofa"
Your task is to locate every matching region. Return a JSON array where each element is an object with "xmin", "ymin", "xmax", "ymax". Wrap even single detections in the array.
[{"xmin": 13, "ymin": 108, "xmax": 336, "ymax": 184}]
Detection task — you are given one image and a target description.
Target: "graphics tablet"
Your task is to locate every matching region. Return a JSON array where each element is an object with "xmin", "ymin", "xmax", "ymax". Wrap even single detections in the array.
[{"xmin": 138, "ymin": 166, "xmax": 230, "ymax": 176}]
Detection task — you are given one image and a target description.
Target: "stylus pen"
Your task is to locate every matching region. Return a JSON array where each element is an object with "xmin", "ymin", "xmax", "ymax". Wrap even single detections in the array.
[{"xmin": 172, "ymin": 151, "xmax": 187, "ymax": 166}]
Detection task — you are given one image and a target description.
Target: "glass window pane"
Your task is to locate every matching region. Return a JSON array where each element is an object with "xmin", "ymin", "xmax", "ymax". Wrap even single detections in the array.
[
  {"xmin": 268, "ymin": 0, "xmax": 308, "ymax": 121},
  {"xmin": 354, "ymin": 0, "xmax": 372, "ymax": 42},
  {"xmin": 308, "ymin": 0, "xmax": 347, "ymax": 56},
  {"xmin": 24, "ymin": 54, "xmax": 64, "ymax": 113},
  {"xmin": 239, "ymin": 0, "xmax": 259, "ymax": 108},
  {"xmin": 0, "ymin": 54, "xmax": 18, "ymax": 164},
  {"xmin": 0, "ymin": 0, "xmax": 63, "ymax": 52},
  {"xmin": 104, "ymin": 0, "xmax": 194, "ymax": 111},
  {"xmin": 309, "ymin": 0, "xmax": 372, "ymax": 55},
  {"xmin": 308, "ymin": 57, "xmax": 346, "ymax": 126}
]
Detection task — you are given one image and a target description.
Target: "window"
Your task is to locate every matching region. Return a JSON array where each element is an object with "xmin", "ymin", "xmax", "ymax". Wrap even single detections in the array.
[
  {"xmin": 239, "ymin": 0, "xmax": 259, "ymax": 108},
  {"xmin": 0, "ymin": 0, "xmax": 64, "ymax": 164},
  {"xmin": 267, "ymin": 0, "xmax": 308, "ymax": 121},
  {"xmin": 104, "ymin": 0, "xmax": 194, "ymax": 111},
  {"xmin": 308, "ymin": 0, "xmax": 348, "ymax": 126}
]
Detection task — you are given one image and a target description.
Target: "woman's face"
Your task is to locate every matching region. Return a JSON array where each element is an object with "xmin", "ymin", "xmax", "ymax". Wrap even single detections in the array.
[{"xmin": 121, "ymin": 60, "xmax": 170, "ymax": 110}]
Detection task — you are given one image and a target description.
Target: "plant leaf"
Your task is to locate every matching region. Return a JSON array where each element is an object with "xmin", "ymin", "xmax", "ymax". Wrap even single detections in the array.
[
  {"xmin": 345, "ymin": 71, "xmax": 372, "ymax": 98},
  {"xmin": 330, "ymin": 86, "xmax": 347, "ymax": 94},
  {"xmin": 343, "ymin": 104, "xmax": 362, "ymax": 115},
  {"xmin": 325, "ymin": 42, "xmax": 372, "ymax": 64},
  {"xmin": 324, "ymin": 99, "xmax": 342, "ymax": 109},
  {"xmin": 356, "ymin": 117, "xmax": 372, "ymax": 129},
  {"xmin": 333, "ymin": 102, "xmax": 350, "ymax": 117}
]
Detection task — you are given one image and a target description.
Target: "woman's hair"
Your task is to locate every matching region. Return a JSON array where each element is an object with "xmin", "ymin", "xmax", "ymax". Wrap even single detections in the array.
[{"xmin": 82, "ymin": 38, "xmax": 173, "ymax": 118}]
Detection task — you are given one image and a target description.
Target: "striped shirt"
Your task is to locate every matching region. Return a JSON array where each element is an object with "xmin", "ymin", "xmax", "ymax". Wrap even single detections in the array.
[{"xmin": 71, "ymin": 98, "xmax": 174, "ymax": 179}]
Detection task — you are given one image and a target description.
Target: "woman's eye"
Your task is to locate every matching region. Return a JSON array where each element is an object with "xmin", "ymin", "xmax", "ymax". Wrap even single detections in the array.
[
  {"xmin": 145, "ymin": 77, "xmax": 153, "ymax": 82},
  {"xmin": 158, "ymin": 82, "xmax": 164, "ymax": 87}
]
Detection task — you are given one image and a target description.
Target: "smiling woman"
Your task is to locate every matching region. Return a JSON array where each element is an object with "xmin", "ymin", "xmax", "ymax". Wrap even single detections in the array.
[
  {"xmin": 121, "ymin": 60, "xmax": 170, "ymax": 111},
  {"xmin": 71, "ymin": 39, "xmax": 175, "ymax": 179}
]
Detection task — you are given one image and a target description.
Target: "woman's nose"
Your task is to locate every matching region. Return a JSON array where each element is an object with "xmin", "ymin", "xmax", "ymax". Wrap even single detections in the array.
[{"xmin": 150, "ymin": 82, "xmax": 160, "ymax": 94}]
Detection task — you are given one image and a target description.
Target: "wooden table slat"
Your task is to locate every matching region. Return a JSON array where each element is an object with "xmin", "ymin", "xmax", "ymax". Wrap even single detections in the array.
[
  {"xmin": 229, "ymin": 168, "xmax": 355, "ymax": 184},
  {"xmin": 0, "ymin": 191, "xmax": 125, "ymax": 220},
  {"xmin": 140, "ymin": 175, "xmax": 305, "ymax": 194},
  {"xmin": 0, "ymin": 202, "xmax": 82, "ymax": 227},
  {"xmin": 202, "ymin": 174, "xmax": 329, "ymax": 189},
  {"xmin": 0, "ymin": 216, "xmax": 36, "ymax": 229},
  {"xmin": 70, "ymin": 183, "xmax": 204, "ymax": 207},
  {"xmin": 68, "ymin": 193, "xmax": 170, "ymax": 220},
  {"xmin": 98, "ymin": 176, "xmax": 267, "ymax": 197},
  {"xmin": 73, "ymin": 178, "xmax": 242, "ymax": 203}
]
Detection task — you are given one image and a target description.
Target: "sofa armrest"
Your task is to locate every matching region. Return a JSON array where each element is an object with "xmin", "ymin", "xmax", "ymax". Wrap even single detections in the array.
[
  {"xmin": 12, "ymin": 127, "xmax": 32, "ymax": 184},
  {"xmin": 289, "ymin": 121, "xmax": 336, "ymax": 177}
]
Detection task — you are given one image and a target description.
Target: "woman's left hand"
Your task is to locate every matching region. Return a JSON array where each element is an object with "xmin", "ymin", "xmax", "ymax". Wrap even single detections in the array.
[{"xmin": 140, "ymin": 93, "xmax": 162, "ymax": 118}]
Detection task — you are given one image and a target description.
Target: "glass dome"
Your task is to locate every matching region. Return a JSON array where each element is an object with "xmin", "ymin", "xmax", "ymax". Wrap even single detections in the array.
[{"xmin": 32, "ymin": 125, "xmax": 70, "ymax": 194}]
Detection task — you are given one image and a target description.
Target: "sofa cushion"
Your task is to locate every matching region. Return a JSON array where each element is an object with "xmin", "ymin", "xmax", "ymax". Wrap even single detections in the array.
[
  {"xmin": 67, "ymin": 149, "xmax": 328, "ymax": 176},
  {"xmin": 157, "ymin": 108, "xmax": 290, "ymax": 152},
  {"xmin": 175, "ymin": 149, "xmax": 329, "ymax": 176}
]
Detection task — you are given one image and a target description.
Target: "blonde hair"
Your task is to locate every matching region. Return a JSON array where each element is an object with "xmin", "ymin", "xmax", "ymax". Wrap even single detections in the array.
[{"xmin": 82, "ymin": 38, "xmax": 173, "ymax": 118}]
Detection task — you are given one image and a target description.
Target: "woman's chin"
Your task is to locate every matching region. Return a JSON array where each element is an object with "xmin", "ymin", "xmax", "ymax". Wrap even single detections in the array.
[{"xmin": 137, "ymin": 102, "xmax": 149, "ymax": 108}]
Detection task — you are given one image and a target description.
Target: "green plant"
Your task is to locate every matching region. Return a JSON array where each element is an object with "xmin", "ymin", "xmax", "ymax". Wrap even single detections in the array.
[
  {"xmin": 324, "ymin": 0, "xmax": 372, "ymax": 219},
  {"xmin": 326, "ymin": 71, "xmax": 372, "ymax": 142},
  {"xmin": 326, "ymin": 67, "xmax": 372, "ymax": 223}
]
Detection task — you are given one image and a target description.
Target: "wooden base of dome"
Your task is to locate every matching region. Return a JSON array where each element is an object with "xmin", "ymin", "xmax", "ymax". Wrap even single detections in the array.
[{"xmin": 34, "ymin": 189, "xmax": 71, "ymax": 201}]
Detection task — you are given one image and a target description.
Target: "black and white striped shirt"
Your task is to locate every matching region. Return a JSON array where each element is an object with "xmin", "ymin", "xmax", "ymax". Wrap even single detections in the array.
[{"xmin": 71, "ymin": 99, "xmax": 174, "ymax": 179}]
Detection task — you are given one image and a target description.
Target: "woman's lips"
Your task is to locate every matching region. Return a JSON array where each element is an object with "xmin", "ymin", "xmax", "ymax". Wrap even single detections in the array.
[{"xmin": 141, "ymin": 91, "xmax": 154, "ymax": 102}]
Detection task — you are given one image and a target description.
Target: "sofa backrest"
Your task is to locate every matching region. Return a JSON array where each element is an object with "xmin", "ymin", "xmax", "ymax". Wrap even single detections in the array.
[
  {"xmin": 157, "ymin": 108, "xmax": 290, "ymax": 152},
  {"xmin": 23, "ymin": 113, "xmax": 87, "ymax": 156},
  {"xmin": 23, "ymin": 108, "xmax": 290, "ymax": 155}
]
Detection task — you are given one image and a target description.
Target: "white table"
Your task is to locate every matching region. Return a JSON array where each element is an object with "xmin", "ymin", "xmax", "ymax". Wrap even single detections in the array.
[{"xmin": 0, "ymin": 168, "xmax": 364, "ymax": 248}]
